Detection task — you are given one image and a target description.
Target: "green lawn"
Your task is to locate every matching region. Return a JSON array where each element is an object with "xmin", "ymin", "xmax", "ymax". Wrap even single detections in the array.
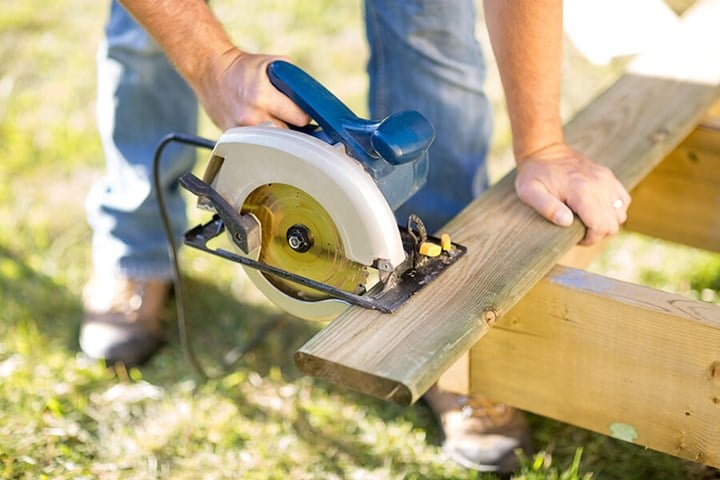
[{"xmin": 1, "ymin": 1, "xmax": 718, "ymax": 479}]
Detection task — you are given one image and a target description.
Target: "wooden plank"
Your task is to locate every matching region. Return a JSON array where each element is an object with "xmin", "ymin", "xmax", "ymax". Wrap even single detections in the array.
[
  {"xmin": 469, "ymin": 265, "xmax": 720, "ymax": 467},
  {"xmin": 557, "ymin": 237, "xmax": 611, "ymax": 270},
  {"xmin": 625, "ymin": 124, "xmax": 720, "ymax": 252},
  {"xmin": 295, "ymin": 0, "xmax": 720, "ymax": 405},
  {"xmin": 436, "ymin": 236, "xmax": 615, "ymax": 395},
  {"xmin": 706, "ymin": 101, "xmax": 720, "ymax": 130}
]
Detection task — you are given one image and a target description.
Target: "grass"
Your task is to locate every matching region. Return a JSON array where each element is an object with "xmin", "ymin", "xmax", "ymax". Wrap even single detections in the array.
[{"xmin": 1, "ymin": 1, "xmax": 719, "ymax": 479}]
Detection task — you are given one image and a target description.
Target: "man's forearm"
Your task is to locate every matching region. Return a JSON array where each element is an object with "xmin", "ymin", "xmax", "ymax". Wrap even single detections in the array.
[
  {"xmin": 484, "ymin": 0, "xmax": 565, "ymax": 161},
  {"xmin": 119, "ymin": 0, "xmax": 239, "ymax": 92}
]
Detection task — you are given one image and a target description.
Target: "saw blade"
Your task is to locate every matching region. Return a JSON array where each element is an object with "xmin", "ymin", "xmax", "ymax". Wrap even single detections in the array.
[{"xmin": 241, "ymin": 183, "xmax": 368, "ymax": 301}]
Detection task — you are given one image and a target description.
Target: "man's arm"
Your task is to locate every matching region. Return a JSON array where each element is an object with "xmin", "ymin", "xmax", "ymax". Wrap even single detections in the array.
[
  {"xmin": 118, "ymin": 0, "xmax": 309, "ymax": 130},
  {"xmin": 484, "ymin": 0, "xmax": 631, "ymax": 245}
]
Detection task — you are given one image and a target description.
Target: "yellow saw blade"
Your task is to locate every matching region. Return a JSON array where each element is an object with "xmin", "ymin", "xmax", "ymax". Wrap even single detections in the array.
[{"xmin": 241, "ymin": 183, "xmax": 368, "ymax": 301}]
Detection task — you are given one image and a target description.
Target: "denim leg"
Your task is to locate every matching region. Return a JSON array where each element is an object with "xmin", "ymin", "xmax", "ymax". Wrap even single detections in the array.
[
  {"xmin": 364, "ymin": 0, "xmax": 492, "ymax": 233},
  {"xmin": 86, "ymin": 0, "xmax": 198, "ymax": 279}
]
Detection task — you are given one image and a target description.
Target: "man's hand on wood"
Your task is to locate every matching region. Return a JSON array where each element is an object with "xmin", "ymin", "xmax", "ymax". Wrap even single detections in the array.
[{"xmin": 514, "ymin": 142, "xmax": 631, "ymax": 245}]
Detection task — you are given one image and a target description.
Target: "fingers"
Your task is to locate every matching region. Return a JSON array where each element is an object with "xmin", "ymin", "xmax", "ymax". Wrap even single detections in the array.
[
  {"xmin": 567, "ymin": 176, "xmax": 630, "ymax": 246},
  {"xmin": 233, "ymin": 55, "xmax": 310, "ymax": 128},
  {"xmin": 515, "ymin": 145, "xmax": 631, "ymax": 246},
  {"xmin": 261, "ymin": 57, "xmax": 311, "ymax": 127},
  {"xmin": 609, "ymin": 185, "xmax": 631, "ymax": 227},
  {"xmin": 199, "ymin": 51, "xmax": 310, "ymax": 131},
  {"xmin": 515, "ymin": 179, "xmax": 575, "ymax": 227}
]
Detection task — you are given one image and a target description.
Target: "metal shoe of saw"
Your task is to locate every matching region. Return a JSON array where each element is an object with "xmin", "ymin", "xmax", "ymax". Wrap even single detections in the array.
[{"xmin": 180, "ymin": 61, "xmax": 465, "ymax": 321}]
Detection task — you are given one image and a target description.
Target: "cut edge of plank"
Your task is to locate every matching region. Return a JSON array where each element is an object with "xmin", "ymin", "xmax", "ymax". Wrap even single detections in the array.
[{"xmin": 294, "ymin": 351, "xmax": 413, "ymax": 404}]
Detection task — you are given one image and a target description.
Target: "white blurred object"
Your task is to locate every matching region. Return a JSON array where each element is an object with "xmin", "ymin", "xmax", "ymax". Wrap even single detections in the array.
[
  {"xmin": 564, "ymin": 0, "xmax": 682, "ymax": 64},
  {"xmin": 629, "ymin": 0, "xmax": 720, "ymax": 84}
]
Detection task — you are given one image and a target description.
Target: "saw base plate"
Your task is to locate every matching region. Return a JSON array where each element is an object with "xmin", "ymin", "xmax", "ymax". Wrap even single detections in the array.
[{"xmin": 183, "ymin": 216, "xmax": 466, "ymax": 314}]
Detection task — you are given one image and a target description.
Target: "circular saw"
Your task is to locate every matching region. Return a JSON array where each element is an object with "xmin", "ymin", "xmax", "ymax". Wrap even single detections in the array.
[{"xmin": 179, "ymin": 61, "xmax": 466, "ymax": 321}]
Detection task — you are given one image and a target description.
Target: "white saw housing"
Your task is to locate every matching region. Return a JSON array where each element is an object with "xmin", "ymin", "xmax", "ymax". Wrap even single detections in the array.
[{"xmin": 200, "ymin": 124, "xmax": 406, "ymax": 321}]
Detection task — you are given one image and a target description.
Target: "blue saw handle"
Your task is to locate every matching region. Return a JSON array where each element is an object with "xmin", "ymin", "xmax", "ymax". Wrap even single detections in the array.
[{"xmin": 267, "ymin": 60, "xmax": 434, "ymax": 168}]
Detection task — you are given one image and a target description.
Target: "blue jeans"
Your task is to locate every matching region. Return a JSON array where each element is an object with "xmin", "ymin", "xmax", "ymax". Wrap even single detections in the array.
[
  {"xmin": 86, "ymin": 1, "xmax": 198, "ymax": 279},
  {"xmin": 86, "ymin": 0, "xmax": 491, "ymax": 279},
  {"xmin": 366, "ymin": 0, "xmax": 492, "ymax": 232}
]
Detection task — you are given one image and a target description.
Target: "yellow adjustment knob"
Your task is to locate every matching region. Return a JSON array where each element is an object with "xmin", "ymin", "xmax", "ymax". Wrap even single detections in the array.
[
  {"xmin": 440, "ymin": 233, "xmax": 452, "ymax": 251},
  {"xmin": 419, "ymin": 241, "xmax": 442, "ymax": 257}
]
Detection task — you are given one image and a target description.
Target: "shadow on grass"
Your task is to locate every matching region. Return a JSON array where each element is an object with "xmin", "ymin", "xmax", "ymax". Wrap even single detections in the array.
[
  {"xmin": 0, "ymin": 242, "xmax": 83, "ymax": 350},
  {"xmin": 140, "ymin": 273, "xmax": 453, "ymax": 476},
  {"xmin": 169, "ymin": 272, "xmax": 440, "ymax": 412},
  {"xmin": 149, "ymin": 272, "xmax": 438, "ymax": 413},
  {"xmin": 0, "ymin": 238, "xmax": 439, "ymax": 442},
  {"xmin": 136, "ymin": 274, "xmax": 318, "ymax": 384}
]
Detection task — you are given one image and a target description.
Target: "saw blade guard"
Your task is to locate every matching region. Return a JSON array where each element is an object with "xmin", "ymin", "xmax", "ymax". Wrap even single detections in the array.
[{"xmin": 201, "ymin": 125, "xmax": 407, "ymax": 321}]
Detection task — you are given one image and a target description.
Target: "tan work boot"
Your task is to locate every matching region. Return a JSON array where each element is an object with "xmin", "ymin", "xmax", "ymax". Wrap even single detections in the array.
[
  {"xmin": 80, "ymin": 275, "xmax": 170, "ymax": 366},
  {"xmin": 424, "ymin": 386, "xmax": 532, "ymax": 474}
]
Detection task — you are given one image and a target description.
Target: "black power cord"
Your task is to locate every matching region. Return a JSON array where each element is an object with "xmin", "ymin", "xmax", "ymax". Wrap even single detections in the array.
[
  {"xmin": 155, "ymin": 132, "xmax": 323, "ymax": 383},
  {"xmin": 154, "ymin": 132, "xmax": 288, "ymax": 382},
  {"xmin": 152, "ymin": 132, "xmax": 216, "ymax": 381}
]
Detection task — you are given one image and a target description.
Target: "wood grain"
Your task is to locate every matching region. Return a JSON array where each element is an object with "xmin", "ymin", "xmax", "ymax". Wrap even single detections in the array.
[
  {"xmin": 625, "ymin": 124, "xmax": 720, "ymax": 252},
  {"xmin": 469, "ymin": 265, "xmax": 720, "ymax": 467}
]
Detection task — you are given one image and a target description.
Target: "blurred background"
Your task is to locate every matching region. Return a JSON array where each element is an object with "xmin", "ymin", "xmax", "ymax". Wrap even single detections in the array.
[{"xmin": 0, "ymin": 1, "xmax": 718, "ymax": 478}]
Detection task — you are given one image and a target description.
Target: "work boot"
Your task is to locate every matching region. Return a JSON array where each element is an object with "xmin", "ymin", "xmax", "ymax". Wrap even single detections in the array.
[
  {"xmin": 80, "ymin": 275, "xmax": 170, "ymax": 366},
  {"xmin": 424, "ymin": 386, "xmax": 532, "ymax": 474}
]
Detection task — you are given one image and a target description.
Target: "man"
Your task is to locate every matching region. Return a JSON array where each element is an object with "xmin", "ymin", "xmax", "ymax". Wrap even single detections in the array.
[{"xmin": 82, "ymin": 0, "xmax": 630, "ymax": 473}]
